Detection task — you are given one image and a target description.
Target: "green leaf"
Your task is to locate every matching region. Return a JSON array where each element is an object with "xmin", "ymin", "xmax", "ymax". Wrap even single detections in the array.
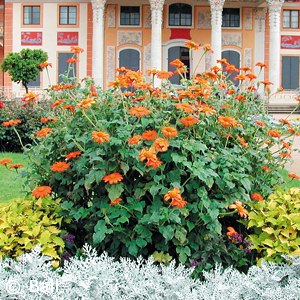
[
  {"xmin": 106, "ymin": 184, "xmax": 124, "ymax": 201},
  {"xmin": 241, "ymin": 178, "xmax": 252, "ymax": 192},
  {"xmin": 93, "ymin": 220, "xmax": 111, "ymax": 244},
  {"xmin": 175, "ymin": 227, "xmax": 187, "ymax": 244},
  {"xmin": 159, "ymin": 225, "xmax": 175, "ymax": 241}
]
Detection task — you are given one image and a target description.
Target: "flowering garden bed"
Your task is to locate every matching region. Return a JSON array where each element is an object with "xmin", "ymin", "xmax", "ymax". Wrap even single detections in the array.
[{"xmin": 0, "ymin": 43, "xmax": 300, "ymax": 298}]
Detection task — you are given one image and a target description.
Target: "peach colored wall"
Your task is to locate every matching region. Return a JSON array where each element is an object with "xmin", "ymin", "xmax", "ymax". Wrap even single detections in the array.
[{"xmin": 3, "ymin": 3, "xmax": 12, "ymax": 88}]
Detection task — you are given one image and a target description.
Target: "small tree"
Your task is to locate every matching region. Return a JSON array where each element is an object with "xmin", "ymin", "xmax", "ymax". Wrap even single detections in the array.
[{"xmin": 1, "ymin": 48, "xmax": 48, "ymax": 93}]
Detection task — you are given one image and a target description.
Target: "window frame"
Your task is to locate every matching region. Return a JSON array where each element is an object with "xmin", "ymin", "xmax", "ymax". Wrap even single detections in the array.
[
  {"xmin": 282, "ymin": 9, "xmax": 299, "ymax": 29},
  {"xmin": 168, "ymin": 3, "xmax": 193, "ymax": 28},
  {"xmin": 22, "ymin": 4, "xmax": 42, "ymax": 27},
  {"xmin": 281, "ymin": 55, "xmax": 300, "ymax": 90},
  {"xmin": 119, "ymin": 6, "xmax": 141, "ymax": 27},
  {"xmin": 57, "ymin": 52, "xmax": 78, "ymax": 84},
  {"xmin": 222, "ymin": 8, "xmax": 241, "ymax": 28},
  {"xmin": 57, "ymin": 4, "xmax": 79, "ymax": 28}
]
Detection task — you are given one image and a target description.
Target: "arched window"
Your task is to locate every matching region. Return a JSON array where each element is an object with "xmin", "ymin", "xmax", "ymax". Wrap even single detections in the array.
[
  {"xmin": 119, "ymin": 49, "xmax": 140, "ymax": 71},
  {"xmin": 169, "ymin": 3, "xmax": 192, "ymax": 26},
  {"xmin": 222, "ymin": 50, "xmax": 240, "ymax": 86}
]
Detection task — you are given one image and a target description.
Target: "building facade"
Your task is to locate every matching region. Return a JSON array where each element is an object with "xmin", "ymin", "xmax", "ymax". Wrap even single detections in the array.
[{"xmin": 1, "ymin": 0, "xmax": 300, "ymax": 106}]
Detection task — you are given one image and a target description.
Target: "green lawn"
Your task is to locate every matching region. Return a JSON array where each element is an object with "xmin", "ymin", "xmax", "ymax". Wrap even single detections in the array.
[{"xmin": 0, "ymin": 152, "xmax": 29, "ymax": 204}]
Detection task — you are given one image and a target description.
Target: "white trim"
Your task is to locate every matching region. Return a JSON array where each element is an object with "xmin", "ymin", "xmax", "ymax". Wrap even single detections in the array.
[
  {"xmin": 166, "ymin": 2, "xmax": 194, "ymax": 29},
  {"xmin": 118, "ymin": 5, "xmax": 142, "ymax": 28},
  {"xmin": 117, "ymin": 47, "xmax": 142, "ymax": 70}
]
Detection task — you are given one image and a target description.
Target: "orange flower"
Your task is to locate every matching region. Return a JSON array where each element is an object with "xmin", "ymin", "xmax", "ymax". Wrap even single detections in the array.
[
  {"xmin": 102, "ymin": 172, "xmax": 123, "ymax": 184},
  {"xmin": 221, "ymin": 104, "xmax": 230, "ymax": 109},
  {"xmin": 62, "ymin": 105, "xmax": 75, "ymax": 112},
  {"xmin": 174, "ymin": 103, "xmax": 194, "ymax": 113},
  {"xmin": 218, "ymin": 116, "xmax": 240, "ymax": 127},
  {"xmin": 251, "ymin": 193, "xmax": 264, "ymax": 201},
  {"xmin": 240, "ymin": 66, "xmax": 252, "ymax": 72},
  {"xmin": 237, "ymin": 135, "xmax": 248, "ymax": 147},
  {"xmin": 169, "ymin": 59, "xmax": 185, "ymax": 68},
  {"xmin": 229, "ymin": 201, "xmax": 249, "ymax": 218},
  {"xmin": 261, "ymin": 165, "xmax": 271, "ymax": 171},
  {"xmin": 2, "ymin": 119, "xmax": 22, "ymax": 127},
  {"xmin": 288, "ymin": 173, "xmax": 300, "ymax": 180},
  {"xmin": 203, "ymin": 44, "xmax": 213, "ymax": 53},
  {"xmin": 77, "ymin": 98, "xmax": 95, "ymax": 109},
  {"xmin": 255, "ymin": 62, "xmax": 267, "ymax": 68},
  {"xmin": 36, "ymin": 128, "xmax": 52, "ymax": 138},
  {"xmin": 142, "ymin": 130, "xmax": 158, "ymax": 141},
  {"xmin": 234, "ymin": 74, "xmax": 246, "ymax": 81},
  {"xmin": 225, "ymin": 64, "xmax": 239, "ymax": 73},
  {"xmin": 32, "ymin": 186, "xmax": 52, "ymax": 198},
  {"xmin": 65, "ymin": 151, "xmax": 81, "ymax": 160},
  {"xmin": 129, "ymin": 106, "xmax": 151, "ymax": 117},
  {"xmin": 153, "ymin": 138, "xmax": 169, "ymax": 152},
  {"xmin": 282, "ymin": 142, "xmax": 291, "ymax": 150},
  {"xmin": 145, "ymin": 156, "xmax": 162, "ymax": 169},
  {"xmin": 139, "ymin": 148, "xmax": 156, "ymax": 162},
  {"xmin": 92, "ymin": 131, "xmax": 110, "ymax": 143},
  {"xmin": 156, "ymin": 71, "xmax": 173, "ymax": 79},
  {"xmin": 217, "ymin": 58, "xmax": 229, "ymax": 65},
  {"xmin": 39, "ymin": 61, "xmax": 52, "ymax": 69},
  {"xmin": 110, "ymin": 197, "xmax": 122, "ymax": 206},
  {"xmin": 226, "ymin": 226, "xmax": 238, "ymax": 237},
  {"xmin": 128, "ymin": 135, "xmax": 142, "ymax": 145},
  {"xmin": 22, "ymin": 92, "xmax": 39, "ymax": 103},
  {"xmin": 8, "ymin": 164, "xmax": 24, "ymax": 169},
  {"xmin": 66, "ymin": 57, "xmax": 78, "ymax": 64},
  {"xmin": 0, "ymin": 158, "xmax": 12, "ymax": 166},
  {"xmin": 261, "ymin": 80, "xmax": 273, "ymax": 86},
  {"xmin": 255, "ymin": 120, "xmax": 266, "ymax": 127},
  {"xmin": 164, "ymin": 187, "xmax": 187, "ymax": 209},
  {"xmin": 226, "ymin": 90, "xmax": 235, "ymax": 95},
  {"xmin": 279, "ymin": 119, "xmax": 291, "ymax": 127},
  {"xmin": 147, "ymin": 69, "xmax": 158, "ymax": 76},
  {"xmin": 281, "ymin": 151, "xmax": 291, "ymax": 158},
  {"xmin": 246, "ymin": 73, "xmax": 257, "ymax": 80},
  {"xmin": 50, "ymin": 162, "xmax": 70, "ymax": 172},
  {"xmin": 185, "ymin": 40, "xmax": 200, "ymax": 50},
  {"xmin": 70, "ymin": 46, "xmax": 84, "ymax": 54},
  {"xmin": 234, "ymin": 95, "xmax": 246, "ymax": 102},
  {"xmin": 180, "ymin": 116, "xmax": 199, "ymax": 127},
  {"xmin": 268, "ymin": 129, "xmax": 281, "ymax": 138},
  {"xmin": 170, "ymin": 197, "xmax": 187, "ymax": 209},
  {"xmin": 52, "ymin": 99, "xmax": 65, "ymax": 108},
  {"xmin": 196, "ymin": 103, "xmax": 216, "ymax": 115}
]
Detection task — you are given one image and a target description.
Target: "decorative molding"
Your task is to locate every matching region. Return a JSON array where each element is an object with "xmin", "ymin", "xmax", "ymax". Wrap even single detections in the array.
[
  {"xmin": 197, "ymin": 7, "xmax": 211, "ymax": 29},
  {"xmin": 222, "ymin": 32, "xmax": 242, "ymax": 48},
  {"xmin": 144, "ymin": 44, "xmax": 151, "ymax": 77},
  {"xmin": 107, "ymin": 5, "xmax": 116, "ymax": 28},
  {"xmin": 91, "ymin": 0, "xmax": 106, "ymax": 21},
  {"xmin": 106, "ymin": 46, "xmax": 115, "ymax": 84},
  {"xmin": 267, "ymin": 0, "xmax": 284, "ymax": 28},
  {"xmin": 208, "ymin": 0, "xmax": 225, "ymax": 11},
  {"xmin": 244, "ymin": 8, "xmax": 252, "ymax": 30},
  {"xmin": 117, "ymin": 31, "xmax": 142, "ymax": 46},
  {"xmin": 144, "ymin": 6, "xmax": 151, "ymax": 28},
  {"xmin": 244, "ymin": 48, "xmax": 252, "ymax": 66},
  {"xmin": 209, "ymin": 0, "xmax": 225, "ymax": 26},
  {"xmin": 254, "ymin": 8, "xmax": 267, "ymax": 32},
  {"xmin": 149, "ymin": 0, "xmax": 165, "ymax": 11}
]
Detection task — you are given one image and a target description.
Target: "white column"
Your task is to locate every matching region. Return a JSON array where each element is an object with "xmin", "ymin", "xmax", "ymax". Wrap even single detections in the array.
[
  {"xmin": 92, "ymin": 0, "xmax": 106, "ymax": 88},
  {"xmin": 209, "ymin": 0, "xmax": 225, "ymax": 66},
  {"xmin": 267, "ymin": 0, "xmax": 284, "ymax": 90},
  {"xmin": 149, "ymin": 0, "xmax": 164, "ymax": 87}
]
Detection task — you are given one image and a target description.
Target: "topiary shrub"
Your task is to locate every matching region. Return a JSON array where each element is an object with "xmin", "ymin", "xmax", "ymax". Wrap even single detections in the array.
[
  {"xmin": 0, "ymin": 196, "xmax": 64, "ymax": 260},
  {"xmin": 20, "ymin": 45, "xmax": 300, "ymax": 273},
  {"xmin": 247, "ymin": 187, "xmax": 300, "ymax": 263}
]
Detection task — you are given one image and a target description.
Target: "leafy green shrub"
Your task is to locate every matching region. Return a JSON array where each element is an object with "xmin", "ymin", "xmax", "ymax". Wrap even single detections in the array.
[
  {"xmin": 0, "ymin": 98, "xmax": 53, "ymax": 152},
  {"xmin": 22, "ymin": 47, "xmax": 300, "ymax": 273},
  {"xmin": 0, "ymin": 196, "xmax": 64, "ymax": 260},
  {"xmin": 247, "ymin": 187, "xmax": 300, "ymax": 263}
]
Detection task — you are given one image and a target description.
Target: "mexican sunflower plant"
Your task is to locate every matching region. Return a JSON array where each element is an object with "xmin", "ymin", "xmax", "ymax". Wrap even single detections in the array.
[{"xmin": 22, "ymin": 45, "xmax": 300, "ymax": 274}]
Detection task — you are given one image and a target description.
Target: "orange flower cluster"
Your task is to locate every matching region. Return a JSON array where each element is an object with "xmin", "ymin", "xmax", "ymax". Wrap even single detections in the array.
[
  {"xmin": 180, "ymin": 115, "xmax": 199, "ymax": 127},
  {"xmin": 162, "ymin": 126, "xmax": 178, "ymax": 138},
  {"xmin": 169, "ymin": 59, "xmax": 185, "ymax": 68},
  {"xmin": 66, "ymin": 57, "xmax": 78, "ymax": 64},
  {"xmin": 226, "ymin": 226, "xmax": 238, "ymax": 237},
  {"xmin": 255, "ymin": 120, "xmax": 266, "ymax": 127},
  {"xmin": 234, "ymin": 95, "xmax": 246, "ymax": 102},
  {"xmin": 102, "ymin": 172, "xmax": 123, "ymax": 184},
  {"xmin": 139, "ymin": 148, "xmax": 162, "ymax": 169},
  {"xmin": 22, "ymin": 92, "xmax": 39, "ymax": 104},
  {"xmin": 164, "ymin": 187, "xmax": 187, "ymax": 209},
  {"xmin": 174, "ymin": 103, "xmax": 194, "ymax": 113},
  {"xmin": 261, "ymin": 165, "xmax": 271, "ymax": 171},
  {"xmin": 0, "ymin": 158, "xmax": 12, "ymax": 166},
  {"xmin": 40, "ymin": 117, "xmax": 57, "ymax": 123},
  {"xmin": 70, "ymin": 46, "xmax": 84, "ymax": 54},
  {"xmin": 2, "ymin": 119, "xmax": 22, "ymax": 127},
  {"xmin": 153, "ymin": 138, "xmax": 169, "ymax": 152},
  {"xmin": 65, "ymin": 151, "xmax": 81, "ymax": 160},
  {"xmin": 218, "ymin": 116, "xmax": 240, "ymax": 128},
  {"xmin": 50, "ymin": 161, "xmax": 70, "ymax": 172},
  {"xmin": 255, "ymin": 62, "xmax": 267, "ymax": 68},
  {"xmin": 77, "ymin": 98, "xmax": 96, "ymax": 109},
  {"xmin": 129, "ymin": 106, "xmax": 151, "ymax": 117},
  {"xmin": 196, "ymin": 103, "xmax": 216, "ymax": 115},
  {"xmin": 32, "ymin": 186, "xmax": 52, "ymax": 198},
  {"xmin": 36, "ymin": 128, "xmax": 52, "ymax": 138},
  {"xmin": 156, "ymin": 71, "xmax": 173, "ymax": 79},
  {"xmin": 288, "ymin": 173, "xmax": 300, "ymax": 180},
  {"xmin": 92, "ymin": 131, "xmax": 110, "ymax": 143},
  {"xmin": 237, "ymin": 135, "xmax": 248, "ymax": 147},
  {"xmin": 52, "ymin": 99, "xmax": 65, "ymax": 108},
  {"xmin": 251, "ymin": 193, "xmax": 264, "ymax": 201},
  {"xmin": 229, "ymin": 201, "xmax": 249, "ymax": 218},
  {"xmin": 185, "ymin": 40, "xmax": 200, "ymax": 50},
  {"xmin": 51, "ymin": 84, "xmax": 76, "ymax": 91}
]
